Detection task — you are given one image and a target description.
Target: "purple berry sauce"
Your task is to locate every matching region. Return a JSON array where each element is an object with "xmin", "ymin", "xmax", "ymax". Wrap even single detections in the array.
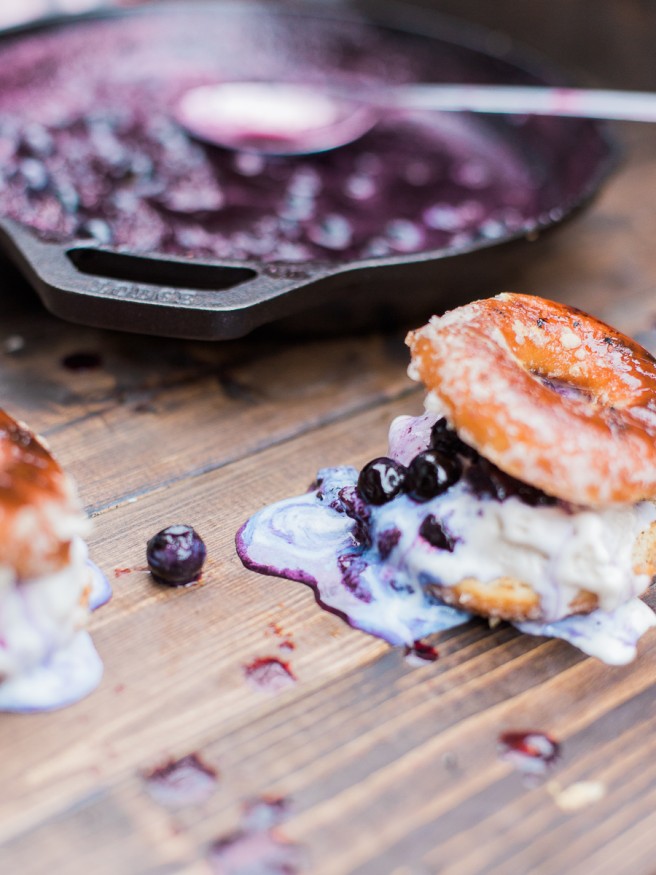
[
  {"xmin": 498, "ymin": 730, "xmax": 560, "ymax": 779},
  {"xmin": 0, "ymin": 7, "xmax": 572, "ymax": 265},
  {"xmin": 143, "ymin": 753, "xmax": 218, "ymax": 809},
  {"xmin": 244, "ymin": 657, "xmax": 296, "ymax": 694},
  {"xmin": 403, "ymin": 640, "xmax": 439, "ymax": 664},
  {"xmin": 208, "ymin": 797, "xmax": 302, "ymax": 875}
]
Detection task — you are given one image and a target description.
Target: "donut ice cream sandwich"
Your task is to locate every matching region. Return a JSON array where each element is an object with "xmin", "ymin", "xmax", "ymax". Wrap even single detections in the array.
[
  {"xmin": 0, "ymin": 408, "xmax": 110, "ymax": 711},
  {"xmin": 237, "ymin": 294, "xmax": 656, "ymax": 665}
]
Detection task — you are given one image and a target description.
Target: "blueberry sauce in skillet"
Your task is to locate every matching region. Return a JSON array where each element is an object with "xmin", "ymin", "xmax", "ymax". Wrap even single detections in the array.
[{"xmin": 0, "ymin": 10, "xmax": 549, "ymax": 263}]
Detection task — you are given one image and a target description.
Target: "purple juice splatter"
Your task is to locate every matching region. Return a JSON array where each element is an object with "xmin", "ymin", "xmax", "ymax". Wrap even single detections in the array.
[
  {"xmin": 242, "ymin": 797, "xmax": 291, "ymax": 832},
  {"xmin": 209, "ymin": 831, "xmax": 303, "ymax": 875},
  {"xmin": 244, "ymin": 657, "xmax": 296, "ymax": 694},
  {"xmin": 143, "ymin": 753, "xmax": 218, "ymax": 809},
  {"xmin": 208, "ymin": 797, "xmax": 303, "ymax": 875},
  {"xmin": 498, "ymin": 730, "xmax": 560, "ymax": 779},
  {"xmin": 403, "ymin": 640, "xmax": 439, "ymax": 665}
]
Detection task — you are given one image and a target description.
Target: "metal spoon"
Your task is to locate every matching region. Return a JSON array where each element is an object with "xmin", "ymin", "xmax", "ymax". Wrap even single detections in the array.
[{"xmin": 174, "ymin": 81, "xmax": 656, "ymax": 156}]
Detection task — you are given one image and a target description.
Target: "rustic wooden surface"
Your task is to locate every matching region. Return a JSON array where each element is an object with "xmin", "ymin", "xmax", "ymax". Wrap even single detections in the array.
[{"xmin": 2, "ymin": 2, "xmax": 656, "ymax": 873}]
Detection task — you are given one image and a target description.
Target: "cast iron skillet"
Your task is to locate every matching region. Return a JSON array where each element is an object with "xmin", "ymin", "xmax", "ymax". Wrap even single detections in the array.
[{"xmin": 0, "ymin": 1, "xmax": 616, "ymax": 340}]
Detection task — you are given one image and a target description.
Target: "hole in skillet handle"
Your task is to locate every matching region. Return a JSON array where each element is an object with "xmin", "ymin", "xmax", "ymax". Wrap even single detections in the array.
[
  {"xmin": 67, "ymin": 247, "xmax": 256, "ymax": 291},
  {"xmin": 0, "ymin": 216, "xmax": 332, "ymax": 340}
]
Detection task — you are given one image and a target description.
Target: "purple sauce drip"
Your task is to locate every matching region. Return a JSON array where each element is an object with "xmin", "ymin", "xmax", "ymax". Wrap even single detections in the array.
[
  {"xmin": 404, "ymin": 640, "xmax": 439, "ymax": 663},
  {"xmin": 0, "ymin": 9, "xmax": 563, "ymax": 265}
]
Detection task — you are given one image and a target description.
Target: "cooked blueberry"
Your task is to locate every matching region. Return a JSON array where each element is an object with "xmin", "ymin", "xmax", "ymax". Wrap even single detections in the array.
[
  {"xmin": 80, "ymin": 218, "xmax": 113, "ymax": 245},
  {"xmin": 335, "ymin": 485, "xmax": 372, "ymax": 548},
  {"xmin": 430, "ymin": 417, "xmax": 476, "ymax": 459},
  {"xmin": 337, "ymin": 553, "xmax": 372, "ymax": 602},
  {"xmin": 20, "ymin": 158, "xmax": 49, "ymax": 192},
  {"xmin": 20, "ymin": 123, "xmax": 54, "ymax": 158},
  {"xmin": 406, "ymin": 450, "xmax": 461, "ymax": 501},
  {"xmin": 357, "ymin": 457, "xmax": 407, "ymax": 505},
  {"xmin": 419, "ymin": 514, "xmax": 457, "ymax": 551},
  {"xmin": 146, "ymin": 524, "xmax": 207, "ymax": 586},
  {"xmin": 465, "ymin": 457, "xmax": 557, "ymax": 507},
  {"xmin": 377, "ymin": 527, "xmax": 402, "ymax": 560}
]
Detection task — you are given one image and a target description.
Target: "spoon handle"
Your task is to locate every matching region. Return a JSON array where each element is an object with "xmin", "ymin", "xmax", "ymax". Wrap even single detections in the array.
[{"xmin": 386, "ymin": 85, "xmax": 656, "ymax": 122}]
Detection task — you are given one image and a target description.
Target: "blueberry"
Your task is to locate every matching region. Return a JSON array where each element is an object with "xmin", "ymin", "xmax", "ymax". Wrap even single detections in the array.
[
  {"xmin": 19, "ymin": 123, "xmax": 54, "ymax": 158},
  {"xmin": 406, "ymin": 450, "xmax": 461, "ymax": 502},
  {"xmin": 146, "ymin": 524, "xmax": 207, "ymax": 586},
  {"xmin": 465, "ymin": 457, "xmax": 557, "ymax": 507},
  {"xmin": 357, "ymin": 457, "xmax": 407, "ymax": 505},
  {"xmin": 377, "ymin": 527, "xmax": 401, "ymax": 560},
  {"xmin": 430, "ymin": 417, "xmax": 476, "ymax": 459},
  {"xmin": 79, "ymin": 218, "xmax": 113, "ymax": 245},
  {"xmin": 20, "ymin": 158, "xmax": 49, "ymax": 192},
  {"xmin": 419, "ymin": 514, "xmax": 457, "ymax": 551},
  {"xmin": 55, "ymin": 181, "xmax": 80, "ymax": 215}
]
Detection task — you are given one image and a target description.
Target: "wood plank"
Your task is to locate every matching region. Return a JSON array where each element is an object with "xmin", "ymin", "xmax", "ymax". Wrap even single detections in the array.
[
  {"xmin": 0, "ymin": 294, "xmax": 414, "ymax": 511},
  {"xmin": 2, "ymin": 391, "xmax": 656, "ymax": 872}
]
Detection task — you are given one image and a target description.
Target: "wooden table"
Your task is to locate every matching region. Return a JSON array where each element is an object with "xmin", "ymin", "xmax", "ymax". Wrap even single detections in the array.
[{"xmin": 2, "ymin": 3, "xmax": 656, "ymax": 873}]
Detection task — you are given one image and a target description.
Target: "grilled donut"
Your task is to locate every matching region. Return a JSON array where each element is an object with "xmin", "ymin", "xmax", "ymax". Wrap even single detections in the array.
[
  {"xmin": 407, "ymin": 293, "xmax": 656, "ymax": 507},
  {"xmin": 0, "ymin": 408, "xmax": 90, "ymax": 581}
]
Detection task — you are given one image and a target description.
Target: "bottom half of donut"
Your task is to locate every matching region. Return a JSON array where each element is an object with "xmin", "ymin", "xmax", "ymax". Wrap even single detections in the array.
[{"xmin": 423, "ymin": 521, "xmax": 656, "ymax": 623}]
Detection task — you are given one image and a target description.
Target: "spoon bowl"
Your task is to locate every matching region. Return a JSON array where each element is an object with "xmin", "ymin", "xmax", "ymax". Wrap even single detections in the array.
[{"xmin": 174, "ymin": 81, "xmax": 378, "ymax": 156}]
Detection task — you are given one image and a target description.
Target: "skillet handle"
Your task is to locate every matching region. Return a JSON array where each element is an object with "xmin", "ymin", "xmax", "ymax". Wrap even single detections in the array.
[{"xmin": 0, "ymin": 218, "xmax": 333, "ymax": 340}]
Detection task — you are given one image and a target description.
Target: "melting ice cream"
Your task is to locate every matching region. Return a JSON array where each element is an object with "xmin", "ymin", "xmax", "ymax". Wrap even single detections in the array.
[{"xmin": 237, "ymin": 412, "xmax": 656, "ymax": 665}]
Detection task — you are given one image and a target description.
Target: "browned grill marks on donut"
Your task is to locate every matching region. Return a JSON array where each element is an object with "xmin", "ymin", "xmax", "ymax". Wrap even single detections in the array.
[
  {"xmin": 0, "ymin": 408, "xmax": 85, "ymax": 579},
  {"xmin": 406, "ymin": 293, "xmax": 656, "ymax": 505}
]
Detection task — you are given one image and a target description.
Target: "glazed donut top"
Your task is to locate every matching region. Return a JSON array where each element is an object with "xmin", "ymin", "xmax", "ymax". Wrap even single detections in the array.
[
  {"xmin": 0, "ymin": 409, "xmax": 89, "ymax": 581},
  {"xmin": 406, "ymin": 293, "xmax": 656, "ymax": 507}
]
